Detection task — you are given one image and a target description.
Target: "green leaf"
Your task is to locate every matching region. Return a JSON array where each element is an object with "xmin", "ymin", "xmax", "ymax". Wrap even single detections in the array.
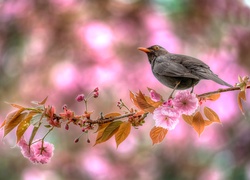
[
  {"xmin": 150, "ymin": 126, "xmax": 168, "ymax": 145},
  {"xmin": 30, "ymin": 114, "xmax": 45, "ymax": 127},
  {"xmin": 29, "ymin": 126, "xmax": 40, "ymax": 146},
  {"xmin": 94, "ymin": 121, "xmax": 122, "ymax": 145},
  {"xmin": 115, "ymin": 122, "xmax": 131, "ymax": 148}
]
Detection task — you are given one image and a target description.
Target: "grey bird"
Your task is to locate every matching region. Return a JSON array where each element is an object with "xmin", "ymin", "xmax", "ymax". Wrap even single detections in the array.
[{"xmin": 138, "ymin": 45, "xmax": 233, "ymax": 97}]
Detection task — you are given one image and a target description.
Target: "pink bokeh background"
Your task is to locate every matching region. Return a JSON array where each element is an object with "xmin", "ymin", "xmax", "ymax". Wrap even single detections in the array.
[{"xmin": 0, "ymin": 0, "xmax": 250, "ymax": 180}]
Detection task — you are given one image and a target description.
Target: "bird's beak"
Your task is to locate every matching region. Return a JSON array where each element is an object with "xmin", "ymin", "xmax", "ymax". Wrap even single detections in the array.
[{"xmin": 138, "ymin": 47, "xmax": 151, "ymax": 53}]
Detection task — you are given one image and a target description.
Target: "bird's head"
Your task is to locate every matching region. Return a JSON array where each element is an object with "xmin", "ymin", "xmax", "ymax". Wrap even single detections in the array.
[{"xmin": 138, "ymin": 45, "xmax": 168, "ymax": 63}]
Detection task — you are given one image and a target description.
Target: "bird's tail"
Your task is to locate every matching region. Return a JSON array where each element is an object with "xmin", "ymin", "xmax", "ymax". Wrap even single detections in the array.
[{"xmin": 206, "ymin": 74, "xmax": 233, "ymax": 87}]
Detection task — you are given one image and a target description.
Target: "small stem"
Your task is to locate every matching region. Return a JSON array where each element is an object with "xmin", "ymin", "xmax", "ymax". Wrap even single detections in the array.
[
  {"xmin": 84, "ymin": 100, "xmax": 88, "ymax": 112},
  {"xmin": 42, "ymin": 127, "xmax": 54, "ymax": 141}
]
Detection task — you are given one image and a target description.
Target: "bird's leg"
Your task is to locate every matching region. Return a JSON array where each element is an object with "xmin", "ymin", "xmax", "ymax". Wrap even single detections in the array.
[
  {"xmin": 168, "ymin": 81, "xmax": 181, "ymax": 99},
  {"xmin": 191, "ymin": 85, "xmax": 194, "ymax": 93}
]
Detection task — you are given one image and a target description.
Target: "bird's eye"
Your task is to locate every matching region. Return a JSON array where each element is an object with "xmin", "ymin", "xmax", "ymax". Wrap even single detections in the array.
[{"xmin": 154, "ymin": 46, "xmax": 159, "ymax": 50}]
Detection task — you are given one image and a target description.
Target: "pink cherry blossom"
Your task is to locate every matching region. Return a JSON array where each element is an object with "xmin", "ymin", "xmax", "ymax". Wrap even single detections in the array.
[
  {"xmin": 150, "ymin": 89, "xmax": 162, "ymax": 102},
  {"xmin": 32, "ymin": 141, "xmax": 54, "ymax": 164},
  {"xmin": 153, "ymin": 105, "xmax": 180, "ymax": 130},
  {"xmin": 18, "ymin": 138, "xmax": 54, "ymax": 164},
  {"xmin": 172, "ymin": 90, "xmax": 199, "ymax": 115},
  {"xmin": 18, "ymin": 138, "xmax": 35, "ymax": 159}
]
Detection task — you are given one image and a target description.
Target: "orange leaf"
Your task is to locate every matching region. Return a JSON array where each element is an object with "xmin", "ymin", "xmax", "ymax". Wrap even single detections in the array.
[
  {"xmin": 130, "ymin": 91, "xmax": 139, "ymax": 109},
  {"xmin": 3, "ymin": 108, "xmax": 25, "ymax": 137},
  {"xmin": 150, "ymin": 126, "xmax": 168, "ymax": 145},
  {"xmin": 136, "ymin": 91, "xmax": 155, "ymax": 113},
  {"xmin": 38, "ymin": 96, "xmax": 48, "ymax": 105},
  {"xmin": 104, "ymin": 112, "xmax": 121, "ymax": 119},
  {"xmin": 237, "ymin": 91, "xmax": 246, "ymax": 114},
  {"xmin": 204, "ymin": 107, "xmax": 221, "ymax": 123},
  {"xmin": 115, "ymin": 122, "xmax": 131, "ymax": 148},
  {"xmin": 204, "ymin": 120, "xmax": 213, "ymax": 126},
  {"xmin": 192, "ymin": 112, "xmax": 205, "ymax": 136},
  {"xmin": 182, "ymin": 114, "xmax": 193, "ymax": 125},
  {"xmin": 0, "ymin": 120, "xmax": 6, "ymax": 129},
  {"xmin": 144, "ymin": 96, "xmax": 162, "ymax": 108},
  {"xmin": 206, "ymin": 93, "xmax": 220, "ymax": 101},
  {"xmin": 130, "ymin": 90, "xmax": 155, "ymax": 113},
  {"xmin": 10, "ymin": 103, "xmax": 25, "ymax": 109},
  {"xmin": 16, "ymin": 112, "xmax": 35, "ymax": 142},
  {"xmin": 94, "ymin": 121, "xmax": 122, "ymax": 145}
]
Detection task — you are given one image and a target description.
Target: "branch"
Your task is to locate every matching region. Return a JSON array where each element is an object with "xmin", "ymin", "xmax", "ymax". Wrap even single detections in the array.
[
  {"xmin": 197, "ymin": 85, "xmax": 250, "ymax": 98},
  {"xmin": 85, "ymin": 112, "xmax": 136, "ymax": 124}
]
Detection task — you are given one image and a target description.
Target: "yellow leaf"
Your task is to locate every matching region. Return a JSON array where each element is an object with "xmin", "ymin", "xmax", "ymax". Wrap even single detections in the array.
[
  {"xmin": 192, "ymin": 112, "xmax": 205, "ymax": 136},
  {"xmin": 104, "ymin": 112, "xmax": 121, "ymax": 119},
  {"xmin": 206, "ymin": 93, "xmax": 220, "ymax": 101},
  {"xmin": 3, "ymin": 108, "xmax": 25, "ymax": 137},
  {"xmin": 150, "ymin": 126, "xmax": 168, "ymax": 145},
  {"xmin": 94, "ymin": 121, "xmax": 122, "ymax": 145},
  {"xmin": 237, "ymin": 91, "xmax": 246, "ymax": 114},
  {"xmin": 182, "ymin": 114, "xmax": 193, "ymax": 125},
  {"xmin": 16, "ymin": 112, "xmax": 35, "ymax": 143},
  {"xmin": 204, "ymin": 107, "xmax": 221, "ymax": 123},
  {"xmin": 115, "ymin": 122, "xmax": 131, "ymax": 148}
]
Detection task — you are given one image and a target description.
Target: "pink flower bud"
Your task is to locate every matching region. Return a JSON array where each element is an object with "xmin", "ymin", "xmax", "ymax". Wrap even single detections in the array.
[
  {"xmin": 150, "ymin": 90, "xmax": 161, "ymax": 102},
  {"xmin": 87, "ymin": 139, "xmax": 90, "ymax": 143},
  {"xmin": 94, "ymin": 87, "xmax": 99, "ymax": 92},
  {"xmin": 74, "ymin": 138, "xmax": 79, "ymax": 143},
  {"xmin": 65, "ymin": 124, "xmax": 69, "ymax": 130},
  {"xmin": 62, "ymin": 104, "xmax": 68, "ymax": 110},
  {"xmin": 93, "ymin": 91, "xmax": 99, "ymax": 98},
  {"xmin": 76, "ymin": 94, "xmax": 85, "ymax": 102}
]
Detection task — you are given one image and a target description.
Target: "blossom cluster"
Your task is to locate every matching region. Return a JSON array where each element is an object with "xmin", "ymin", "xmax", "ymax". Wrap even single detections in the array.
[
  {"xmin": 150, "ymin": 90, "xmax": 199, "ymax": 130},
  {"xmin": 18, "ymin": 138, "xmax": 54, "ymax": 164}
]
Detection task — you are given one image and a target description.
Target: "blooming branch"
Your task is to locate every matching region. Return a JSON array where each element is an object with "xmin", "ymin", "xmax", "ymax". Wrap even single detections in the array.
[{"xmin": 1, "ymin": 76, "xmax": 250, "ymax": 164}]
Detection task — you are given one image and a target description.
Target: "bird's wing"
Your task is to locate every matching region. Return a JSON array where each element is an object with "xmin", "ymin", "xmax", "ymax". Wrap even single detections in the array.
[
  {"xmin": 169, "ymin": 54, "xmax": 214, "ymax": 78},
  {"xmin": 153, "ymin": 56, "xmax": 200, "ymax": 80},
  {"xmin": 170, "ymin": 54, "xmax": 233, "ymax": 87}
]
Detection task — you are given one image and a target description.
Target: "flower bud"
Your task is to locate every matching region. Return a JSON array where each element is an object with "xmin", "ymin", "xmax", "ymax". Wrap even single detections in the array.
[
  {"xmin": 74, "ymin": 138, "xmax": 79, "ymax": 143},
  {"xmin": 94, "ymin": 87, "xmax": 99, "ymax": 92},
  {"xmin": 150, "ymin": 90, "xmax": 161, "ymax": 102},
  {"xmin": 65, "ymin": 124, "xmax": 69, "ymax": 130},
  {"xmin": 76, "ymin": 94, "xmax": 85, "ymax": 102},
  {"xmin": 93, "ymin": 91, "xmax": 99, "ymax": 98}
]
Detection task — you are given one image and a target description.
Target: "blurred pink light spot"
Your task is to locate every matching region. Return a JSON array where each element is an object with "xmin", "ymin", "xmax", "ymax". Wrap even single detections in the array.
[
  {"xmin": 92, "ymin": 61, "xmax": 122, "ymax": 86},
  {"xmin": 23, "ymin": 168, "xmax": 59, "ymax": 180},
  {"xmin": 50, "ymin": 62, "xmax": 78, "ymax": 90},
  {"xmin": 50, "ymin": 0, "xmax": 76, "ymax": 7},
  {"xmin": 1, "ymin": 0, "xmax": 29, "ymax": 19},
  {"xmin": 81, "ymin": 152, "xmax": 111, "ymax": 178},
  {"xmin": 198, "ymin": 168, "xmax": 223, "ymax": 180},
  {"xmin": 79, "ymin": 22, "xmax": 114, "ymax": 49}
]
